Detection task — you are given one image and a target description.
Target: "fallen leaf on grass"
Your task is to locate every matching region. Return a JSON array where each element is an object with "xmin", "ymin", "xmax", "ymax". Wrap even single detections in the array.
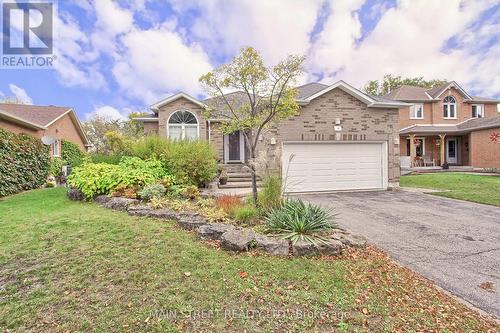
[
  {"xmin": 479, "ymin": 282, "xmax": 495, "ymax": 292},
  {"xmin": 184, "ymin": 272, "xmax": 191, "ymax": 277},
  {"xmin": 239, "ymin": 271, "xmax": 248, "ymax": 278}
]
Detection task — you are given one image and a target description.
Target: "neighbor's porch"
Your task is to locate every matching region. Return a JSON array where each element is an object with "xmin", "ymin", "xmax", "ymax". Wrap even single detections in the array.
[{"xmin": 400, "ymin": 133, "xmax": 471, "ymax": 169}]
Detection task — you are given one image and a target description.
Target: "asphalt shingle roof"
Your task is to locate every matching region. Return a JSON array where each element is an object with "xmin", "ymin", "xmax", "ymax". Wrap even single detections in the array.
[{"xmin": 0, "ymin": 103, "xmax": 70, "ymax": 127}]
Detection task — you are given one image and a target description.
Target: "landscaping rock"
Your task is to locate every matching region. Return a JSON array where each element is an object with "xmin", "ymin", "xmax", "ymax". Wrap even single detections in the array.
[
  {"xmin": 198, "ymin": 223, "xmax": 236, "ymax": 240},
  {"xmin": 330, "ymin": 231, "xmax": 367, "ymax": 248},
  {"xmin": 94, "ymin": 195, "xmax": 111, "ymax": 205},
  {"xmin": 292, "ymin": 241, "xmax": 318, "ymax": 256},
  {"xmin": 254, "ymin": 235, "xmax": 289, "ymax": 256},
  {"xmin": 317, "ymin": 239, "xmax": 344, "ymax": 255},
  {"xmin": 178, "ymin": 216, "xmax": 208, "ymax": 230},
  {"xmin": 104, "ymin": 197, "xmax": 139, "ymax": 211},
  {"xmin": 292, "ymin": 239, "xmax": 344, "ymax": 256},
  {"xmin": 67, "ymin": 188, "xmax": 84, "ymax": 201},
  {"xmin": 127, "ymin": 205, "xmax": 153, "ymax": 216},
  {"xmin": 221, "ymin": 229, "xmax": 256, "ymax": 251}
]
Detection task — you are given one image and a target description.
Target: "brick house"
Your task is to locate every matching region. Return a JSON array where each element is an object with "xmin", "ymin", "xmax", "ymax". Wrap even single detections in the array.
[
  {"xmin": 135, "ymin": 81, "xmax": 409, "ymax": 193},
  {"xmin": 0, "ymin": 103, "xmax": 90, "ymax": 155},
  {"xmin": 383, "ymin": 82, "xmax": 500, "ymax": 168}
]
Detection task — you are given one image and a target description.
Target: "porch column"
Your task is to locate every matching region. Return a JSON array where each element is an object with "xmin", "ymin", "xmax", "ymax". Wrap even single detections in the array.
[
  {"xmin": 439, "ymin": 134, "xmax": 446, "ymax": 166},
  {"xmin": 409, "ymin": 134, "xmax": 416, "ymax": 167}
]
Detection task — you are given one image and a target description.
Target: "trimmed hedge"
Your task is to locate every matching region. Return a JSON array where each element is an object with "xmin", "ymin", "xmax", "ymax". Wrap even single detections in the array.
[{"xmin": 0, "ymin": 128, "xmax": 50, "ymax": 197}]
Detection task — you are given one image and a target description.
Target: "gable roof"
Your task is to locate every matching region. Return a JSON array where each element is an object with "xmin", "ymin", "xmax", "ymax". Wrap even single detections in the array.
[
  {"xmin": 0, "ymin": 103, "xmax": 89, "ymax": 145},
  {"xmin": 150, "ymin": 92, "xmax": 207, "ymax": 111},
  {"xmin": 426, "ymin": 81, "xmax": 472, "ymax": 100},
  {"xmin": 304, "ymin": 80, "xmax": 409, "ymax": 108},
  {"xmin": 295, "ymin": 82, "xmax": 329, "ymax": 100},
  {"xmin": 400, "ymin": 116, "xmax": 500, "ymax": 135},
  {"xmin": 382, "ymin": 81, "xmax": 499, "ymax": 103},
  {"xmin": 383, "ymin": 85, "xmax": 431, "ymax": 102}
]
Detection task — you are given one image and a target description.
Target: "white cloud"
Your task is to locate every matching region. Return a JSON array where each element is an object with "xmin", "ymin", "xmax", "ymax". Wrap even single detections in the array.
[
  {"xmin": 172, "ymin": 0, "xmax": 323, "ymax": 65},
  {"xmin": 86, "ymin": 105, "xmax": 127, "ymax": 121},
  {"xmin": 112, "ymin": 24, "xmax": 212, "ymax": 104},
  {"xmin": 310, "ymin": 0, "xmax": 500, "ymax": 97},
  {"xmin": 9, "ymin": 84, "xmax": 33, "ymax": 104}
]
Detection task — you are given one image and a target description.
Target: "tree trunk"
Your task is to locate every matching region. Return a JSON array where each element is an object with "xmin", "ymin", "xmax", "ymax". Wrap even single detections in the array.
[{"xmin": 249, "ymin": 149, "xmax": 258, "ymax": 206}]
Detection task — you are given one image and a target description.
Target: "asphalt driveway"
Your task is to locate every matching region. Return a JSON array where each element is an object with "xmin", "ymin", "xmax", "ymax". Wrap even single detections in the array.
[{"xmin": 301, "ymin": 190, "xmax": 500, "ymax": 318}]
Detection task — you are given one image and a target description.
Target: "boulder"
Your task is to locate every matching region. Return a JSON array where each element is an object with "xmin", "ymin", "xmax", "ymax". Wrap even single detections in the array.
[
  {"xmin": 198, "ymin": 223, "xmax": 236, "ymax": 240},
  {"xmin": 178, "ymin": 216, "xmax": 208, "ymax": 230},
  {"xmin": 104, "ymin": 197, "xmax": 139, "ymax": 211},
  {"xmin": 254, "ymin": 234, "xmax": 289, "ymax": 256},
  {"xmin": 67, "ymin": 188, "xmax": 84, "ymax": 201},
  {"xmin": 317, "ymin": 239, "xmax": 344, "ymax": 255},
  {"xmin": 94, "ymin": 195, "xmax": 111, "ymax": 205},
  {"xmin": 127, "ymin": 205, "xmax": 154, "ymax": 216},
  {"xmin": 292, "ymin": 240, "xmax": 318, "ymax": 256},
  {"xmin": 330, "ymin": 231, "xmax": 367, "ymax": 248},
  {"xmin": 221, "ymin": 229, "xmax": 256, "ymax": 251}
]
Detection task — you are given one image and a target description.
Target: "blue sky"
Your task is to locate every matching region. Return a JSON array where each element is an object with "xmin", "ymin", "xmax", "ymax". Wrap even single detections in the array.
[{"xmin": 1, "ymin": 0, "xmax": 499, "ymax": 121}]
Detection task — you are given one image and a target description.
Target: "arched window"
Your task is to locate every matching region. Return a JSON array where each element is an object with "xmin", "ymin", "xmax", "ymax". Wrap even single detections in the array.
[
  {"xmin": 168, "ymin": 110, "xmax": 199, "ymax": 140},
  {"xmin": 443, "ymin": 96, "xmax": 456, "ymax": 118}
]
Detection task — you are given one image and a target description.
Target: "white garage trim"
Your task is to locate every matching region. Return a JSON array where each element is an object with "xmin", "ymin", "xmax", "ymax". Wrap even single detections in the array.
[{"xmin": 281, "ymin": 141, "xmax": 388, "ymax": 193}]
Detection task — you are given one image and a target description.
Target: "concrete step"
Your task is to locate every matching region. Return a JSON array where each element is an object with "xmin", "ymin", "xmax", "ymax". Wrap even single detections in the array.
[
  {"xmin": 227, "ymin": 177, "xmax": 253, "ymax": 182},
  {"xmin": 226, "ymin": 172, "xmax": 253, "ymax": 178},
  {"xmin": 219, "ymin": 181, "xmax": 262, "ymax": 189}
]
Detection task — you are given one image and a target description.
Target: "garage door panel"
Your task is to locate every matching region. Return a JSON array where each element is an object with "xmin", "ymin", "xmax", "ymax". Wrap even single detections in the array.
[{"xmin": 282, "ymin": 142, "xmax": 387, "ymax": 193}]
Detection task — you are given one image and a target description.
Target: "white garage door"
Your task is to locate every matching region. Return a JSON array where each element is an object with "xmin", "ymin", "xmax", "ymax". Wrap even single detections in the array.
[{"xmin": 282, "ymin": 142, "xmax": 388, "ymax": 193}]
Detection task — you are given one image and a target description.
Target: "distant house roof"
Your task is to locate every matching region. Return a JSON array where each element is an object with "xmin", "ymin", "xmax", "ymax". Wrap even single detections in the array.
[
  {"xmin": 295, "ymin": 82, "xmax": 329, "ymax": 100},
  {"xmin": 384, "ymin": 81, "xmax": 499, "ymax": 103},
  {"xmin": 0, "ymin": 103, "xmax": 89, "ymax": 145},
  {"xmin": 400, "ymin": 116, "xmax": 500, "ymax": 135}
]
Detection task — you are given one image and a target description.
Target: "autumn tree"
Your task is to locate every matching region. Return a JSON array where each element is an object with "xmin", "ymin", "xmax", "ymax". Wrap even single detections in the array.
[
  {"xmin": 199, "ymin": 47, "xmax": 305, "ymax": 204},
  {"xmin": 363, "ymin": 74, "xmax": 447, "ymax": 96}
]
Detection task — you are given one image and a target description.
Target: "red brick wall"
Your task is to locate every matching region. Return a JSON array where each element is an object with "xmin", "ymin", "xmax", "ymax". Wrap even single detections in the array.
[{"xmin": 470, "ymin": 127, "xmax": 500, "ymax": 168}]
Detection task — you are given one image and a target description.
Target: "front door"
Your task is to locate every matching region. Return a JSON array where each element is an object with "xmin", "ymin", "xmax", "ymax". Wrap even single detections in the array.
[
  {"xmin": 225, "ymin": 131, "xmax": 244, "ymax": 163},
  {"xmin": 446, "ymin": 138, "xmax": 458, "ymax": 164}
]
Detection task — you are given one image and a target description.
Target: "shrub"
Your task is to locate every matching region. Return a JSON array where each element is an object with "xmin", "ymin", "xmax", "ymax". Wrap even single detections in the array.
[
  {"xmin": 111, "ymin": 185, "xmax": 138, "ymax": 199},
  {"xmin": 233, "ymin": 205, "xmax": 260, "ymax": 222},
  {"xmin": 216, "ymin": 195, "xmax": 244, "ymax": 215},
  {"xmin": 164, "ymin": 140, "xmax": 218, "ymax": 186},
  {"xmin": 132, "ymin": 135, "xmax": 170, "ymax": 159},
  {"xmin": 258, "ymin": 175, "xmax": 283, "ymax": 214},
  {"xmin": 179, "ymin": 185, "xmax": 200, "ymax": 200},
  {"xmin": 67, "ymin": 156, "xmax": 167, "ymax": 199},
  {"xmin": 0, "ymin": 128, "xmax": 50, "ymax": 197},
  {"xmin": 139, "ymin": 183, "xmax": 166, "ymax": 201},
  {"xmin": 49, "ymin": 157, "xmax": 66, "ymax": 176},
  {"xmin": 90, "ymin": 153, "xmax": 123, "ymax": 165},
  {"xmin": 61, "ymin": 140, "xmax": 85, "ymax": 167},
  {"xmin": 265, "ymin": 199, "xmax": 337, "ymax": 245}
]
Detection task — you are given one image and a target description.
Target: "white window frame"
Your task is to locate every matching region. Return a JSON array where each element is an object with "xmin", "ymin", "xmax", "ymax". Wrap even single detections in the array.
[
  {"xmin": 443, "ymin": 96, "xmax": 457, "ymax": 119},
  {"xmin": 166, "ymin": 110, "xmax": 199, "ymax": 140},
  {"xmin": 471, "ymin": 104, "xmax": 484, "ymax": 118},
  {"xmin": 410, "ymin": 103, "xmax": 424, "ymax": 119},
  {"xmin": 52, "ymin": 140, "xmax": 61, "ymax": 157}
]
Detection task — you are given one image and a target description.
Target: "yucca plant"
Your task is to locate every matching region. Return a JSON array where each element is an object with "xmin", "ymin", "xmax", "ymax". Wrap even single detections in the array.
[{"xmin": 264, "ymin": 199, "xmax": 337, "ymax": 245}]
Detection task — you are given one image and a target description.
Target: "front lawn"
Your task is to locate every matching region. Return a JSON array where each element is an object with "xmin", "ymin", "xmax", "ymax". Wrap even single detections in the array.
[
  {"xmin": 400, "ymin": 173, "xmax": 500, "ymax": 207},
  {"xmin": 0, "ymin": 189, "xmax": 497, "ymax": 332}
]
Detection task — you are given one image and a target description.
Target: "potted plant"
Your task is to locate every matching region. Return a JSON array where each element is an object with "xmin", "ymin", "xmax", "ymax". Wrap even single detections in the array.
[{"xmin": 219, "ymin": 169, "xmax": 228, "ymax": 185}]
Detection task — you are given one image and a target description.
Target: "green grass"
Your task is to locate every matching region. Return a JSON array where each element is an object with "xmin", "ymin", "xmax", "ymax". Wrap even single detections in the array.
[
  {"xmin": 400, "ymin": 173, "xmax": 500, "ymax": 206},
  {"xmin": 0, "ymin": 189, "xmax": 496, "ymax": 332}
]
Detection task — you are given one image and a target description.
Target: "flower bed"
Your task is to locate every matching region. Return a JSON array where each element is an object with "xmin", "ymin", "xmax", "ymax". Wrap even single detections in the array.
[{"xmin": 70, "ymin": 192, "xmax": 367, "ymax": 257}]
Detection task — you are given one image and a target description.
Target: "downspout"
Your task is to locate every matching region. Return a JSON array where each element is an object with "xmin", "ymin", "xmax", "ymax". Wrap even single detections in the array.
[{"xmin": 208, "ymin": 120, "xmax": 211, "ymax": 142}]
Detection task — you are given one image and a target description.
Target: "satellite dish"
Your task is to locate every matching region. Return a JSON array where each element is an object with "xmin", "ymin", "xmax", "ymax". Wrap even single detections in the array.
[{"xmin": 41, "ymin": 136, "xmax": 55, "ymax": 145}]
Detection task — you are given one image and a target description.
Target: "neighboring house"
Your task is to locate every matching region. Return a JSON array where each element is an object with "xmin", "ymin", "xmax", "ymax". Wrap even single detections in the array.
[
  {"xmin": 0, "ymin": 103, "xmax": 90, "ymax": 155},
  {"xmin": 135, "ymin": 81, "xmax": 409, "ymax": 193},
  {"xmin": 384, "ymin": 81, "xmax": 500, "ymax": 168}
]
